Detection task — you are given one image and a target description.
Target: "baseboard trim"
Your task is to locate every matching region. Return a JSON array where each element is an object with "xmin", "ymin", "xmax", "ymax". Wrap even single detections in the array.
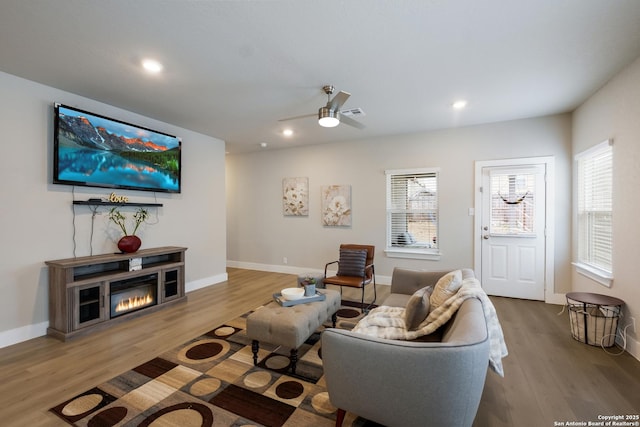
[
  {"xmin": 0, "ymin": 321, "xmax": 48, "ymax": 350},
  {"xmin": 186, "ymin": 273, "xmax": 228, "ymax": 293},
  {"xmin": 226, "ymin": 260, "xmax": 392, "ymax": 285},
  {"xmin": 617, "ymin": 323, "xmax": 640, "ymax": 361},
  {"xmin": 226, "ymin": 260, "xmax": 320, "ymax": 276},
  {"xmin": 546, "ymin": 293, "xmax": 567, "ymax": 305}
]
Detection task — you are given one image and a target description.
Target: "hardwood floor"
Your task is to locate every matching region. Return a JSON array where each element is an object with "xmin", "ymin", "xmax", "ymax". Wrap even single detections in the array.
[
  {"xmin": 475, "ymin": 297, "xmax": 640, "ymax": 427},
  {"xmin": 0, "ymin": 268, "xmax": 638, "ymax": 426}
]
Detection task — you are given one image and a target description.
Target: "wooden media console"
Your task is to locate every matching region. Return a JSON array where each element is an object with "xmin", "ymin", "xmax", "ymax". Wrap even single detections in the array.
[{"xmin": 46, "ymin": 246, "xmax": 187, "ymax": 341}]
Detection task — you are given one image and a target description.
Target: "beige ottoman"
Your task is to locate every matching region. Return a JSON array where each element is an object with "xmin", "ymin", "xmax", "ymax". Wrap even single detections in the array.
[{"xmin": 246, "ymin": 289, "xmax": 341, "ymax": 374}]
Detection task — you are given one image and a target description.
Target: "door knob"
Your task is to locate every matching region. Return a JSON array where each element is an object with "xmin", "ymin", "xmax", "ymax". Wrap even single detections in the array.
[{"xmin": 483, "ymin": 235, "xmax": 490, "ymax": 240}]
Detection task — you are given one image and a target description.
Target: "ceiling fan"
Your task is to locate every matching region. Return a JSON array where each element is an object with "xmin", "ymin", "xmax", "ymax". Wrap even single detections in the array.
[{"xmin": 279, "ymin": 85, "xmax": 365, "ymax": 129}]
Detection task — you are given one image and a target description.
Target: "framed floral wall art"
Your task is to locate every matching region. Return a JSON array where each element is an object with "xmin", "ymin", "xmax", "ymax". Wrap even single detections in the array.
[
  {"xmin": 282, "ymin": 177, "xmax": 309, "ymax": 216},
  {"xmin": 321, "ymin": 185, "xmax": 352, "ymax": 226}
]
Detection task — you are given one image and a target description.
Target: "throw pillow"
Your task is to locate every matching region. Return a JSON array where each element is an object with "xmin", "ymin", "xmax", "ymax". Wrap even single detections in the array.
[
  {"xmin": 430, "ymin": 269, "xmax": 463, "ymax": 310},
  {"xmin": 404, "ymin": 285, "xmax": 433, "ymax": 331},
  {"xmin": 337, "ymin": 249, "xmax": 368, "ymax": 277}
]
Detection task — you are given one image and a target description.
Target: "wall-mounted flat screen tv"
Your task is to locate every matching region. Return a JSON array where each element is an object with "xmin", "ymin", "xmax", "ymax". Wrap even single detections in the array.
[{"xmin": 53, "ymin": 103, "xmax": 181, "ymax": 193}]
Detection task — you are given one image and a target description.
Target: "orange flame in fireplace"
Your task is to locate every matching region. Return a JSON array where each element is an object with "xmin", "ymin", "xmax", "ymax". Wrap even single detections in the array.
[{"xmin": 115, "ymin": 293, "xmax": 153, "ymax": 313}]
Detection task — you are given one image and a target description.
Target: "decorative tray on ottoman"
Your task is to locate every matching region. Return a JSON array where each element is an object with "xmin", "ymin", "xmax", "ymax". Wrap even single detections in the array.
[{"xmin": 273, "ymin": 291, "xmax": 327, "ymax": 307}]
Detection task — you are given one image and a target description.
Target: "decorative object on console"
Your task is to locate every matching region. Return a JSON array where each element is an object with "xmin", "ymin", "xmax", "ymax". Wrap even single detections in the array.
[
  {"xmin": 108, "ymin": 192, "xmax": 129, "ymax": 203},
  {"xmin": 108, "ymin": 207, "xmax": 149, "ymax": 253},
  {"xmin": 117, "ymin": 236, "xmax": 141, "ymax": 253},
  {"xmin": 128, "ymin": 257, "xmax": 142, "ymax": 271}
]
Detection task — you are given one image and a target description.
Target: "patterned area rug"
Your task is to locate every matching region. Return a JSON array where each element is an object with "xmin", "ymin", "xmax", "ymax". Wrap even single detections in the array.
[{"xmin": 50, "ymin": 301, "xmax": 378, "ymax": 427}]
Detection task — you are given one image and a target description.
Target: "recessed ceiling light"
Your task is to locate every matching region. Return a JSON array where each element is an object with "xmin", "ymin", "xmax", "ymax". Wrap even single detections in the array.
[
  {"xmin": 260, "ymin": 142, "xmax": 268, "ymax": 148},
  {"xmin": 283, "ymin": 129, "xmax": 294, "ymax": 137},
  {"xmin": 452, "ymin": 100, "xmax": 468, "ymax": 110},
  {"xmin": 142, "ymin": 59, "xmax": 163, "ymax": 73}
]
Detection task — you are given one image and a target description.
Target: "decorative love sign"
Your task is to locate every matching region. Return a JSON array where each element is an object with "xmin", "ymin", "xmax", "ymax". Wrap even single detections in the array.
[{"xmin": 109, "ymin": 193, "xmax": 129, "ymax": 203}]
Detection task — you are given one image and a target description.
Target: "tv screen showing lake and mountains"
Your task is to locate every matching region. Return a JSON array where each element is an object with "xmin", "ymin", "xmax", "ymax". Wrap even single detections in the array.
[{"xmin": 54, "ymin": 105, "xmax": 181, "ymax": 193}]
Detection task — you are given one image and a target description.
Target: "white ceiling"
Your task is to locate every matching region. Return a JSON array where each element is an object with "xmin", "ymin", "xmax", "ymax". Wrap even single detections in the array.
[{"xmin": 2, "ymin": 1, "xmax": 640, "ymax": 154}]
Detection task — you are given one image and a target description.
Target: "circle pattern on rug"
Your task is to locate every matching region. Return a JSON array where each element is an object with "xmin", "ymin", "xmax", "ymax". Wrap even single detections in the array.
[
  {"xmin": 88, "ymin": 406, "xmax": 127, "ymax": 427},
  {"xmin": 213, "ymin": 326, "xmax": 235, "ymax": 337},
  {"xmin": 189, "ymin": 378, "xmax": 222, "ymax": 396},
  {"xmin": 275, "ymin": 380, "xmax": 304, "ymax": 399},
  {"xmin": 186, "ymin": 342, "xmax": 223, "ymax": 360},
  {"xmin": 178, "ymin": 339, "xmax": 230, "ymax": 364},
  {"xmin": 138, "ymin": 402, "xmax": 213, "ymax": 427},
  {"xmin": 62, "ymin": 393, "xmax": 103, "ymax": 416},
  {"xmin": 264, "ymin": 355, "xmax": 290, "ymax": 370},
  {"xmin": 336, "ymin": 308, "xmax": 360, "ymax": 318},
  {"xmin": 311, "ymin": 391, "xmax": 336, "ymax": 414},
  {"xmin": 243, "ymin": 371, "xmax": 272, "ymax": 388}
]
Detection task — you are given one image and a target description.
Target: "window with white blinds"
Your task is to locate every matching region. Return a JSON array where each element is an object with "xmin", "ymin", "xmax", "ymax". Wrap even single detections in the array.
[
  {"xmin": 575, "ymin": 139, "xmax": 613, "ymax": 285},
  {"xmin": 385, "ymin": 168, "xmax": 440, "ymax": 259}
]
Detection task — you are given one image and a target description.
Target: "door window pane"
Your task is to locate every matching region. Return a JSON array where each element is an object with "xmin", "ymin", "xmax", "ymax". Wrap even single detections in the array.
[{"xmin": 489, "ymin": 172, "xmax": 536, "ymax": 235}]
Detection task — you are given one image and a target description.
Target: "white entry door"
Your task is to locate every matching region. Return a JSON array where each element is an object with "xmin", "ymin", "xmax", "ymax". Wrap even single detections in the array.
[{"xmin": 480, "ymin": 164, "xmax": 546, "ymax": 300}]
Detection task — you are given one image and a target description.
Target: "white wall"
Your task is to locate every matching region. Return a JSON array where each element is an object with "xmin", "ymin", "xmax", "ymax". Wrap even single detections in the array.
[
  {"xmin": 572, "ymin": 56, "xmax": 640, "ymax": 358},
  {"xmin": 0, "ymin": 71, "xmax": 228, "ymax": 347},
  {"xmin": 226, "ymin": 114, "xmax": 572, "ymax": 295}
]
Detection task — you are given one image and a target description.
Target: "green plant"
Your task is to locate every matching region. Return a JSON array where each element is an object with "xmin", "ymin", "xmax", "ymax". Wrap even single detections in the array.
[
  {"xmin": 302, "ymin": 276, "xmax": 317, "ymax": 285},
  {"xmin": 108, "ymin": 207, "xmax": 149, "ymax": 236}
]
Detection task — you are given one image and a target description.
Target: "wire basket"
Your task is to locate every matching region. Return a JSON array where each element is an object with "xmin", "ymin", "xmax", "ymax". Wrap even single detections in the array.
[{"xmin": 567, "ymin": 302, "xmax": 621, "ymax": 347}]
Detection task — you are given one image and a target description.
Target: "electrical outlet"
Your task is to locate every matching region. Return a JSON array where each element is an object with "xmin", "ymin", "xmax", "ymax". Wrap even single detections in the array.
[
  {"xmin": 283, "ymin": 257, "xmax": 288, "ymax": 264},
  {"xmin": 631, "ymin": 316, "xmax": 637, "ymax": 334}
]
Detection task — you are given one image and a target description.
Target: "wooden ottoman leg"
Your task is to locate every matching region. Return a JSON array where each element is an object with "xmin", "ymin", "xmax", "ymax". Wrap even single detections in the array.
[
  {"xmin": 251, "ymin": 340, "xmax": 259, "ymax": 366},
  {"xmin": 331, "ymin": 311, "xmax": 337, "ymax": 328},
  {"xmin": 289, "ymin": 348, "xmax": 298, "ymax": 374}
]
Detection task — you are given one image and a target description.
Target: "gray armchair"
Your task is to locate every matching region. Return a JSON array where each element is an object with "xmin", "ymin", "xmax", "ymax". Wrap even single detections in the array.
[{"xmin": 321, "ymin": 268, "xmax": 490, "ymax": 427}]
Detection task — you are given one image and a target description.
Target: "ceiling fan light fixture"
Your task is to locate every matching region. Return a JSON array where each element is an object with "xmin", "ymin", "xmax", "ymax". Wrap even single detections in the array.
[{"xmin": 318, "ymin": 107, "xmax": 340, "ymax": 127}]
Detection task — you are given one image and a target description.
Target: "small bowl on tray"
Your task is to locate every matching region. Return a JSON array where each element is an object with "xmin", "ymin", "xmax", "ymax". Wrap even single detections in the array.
[{"xmin": 280, "ymin": 287, "xmax": 305, "ymax": 300}]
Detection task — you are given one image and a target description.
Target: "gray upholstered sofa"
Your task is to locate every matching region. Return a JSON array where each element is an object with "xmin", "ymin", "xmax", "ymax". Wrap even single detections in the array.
[{"xmin": 321, "ymin": 268, "xmax": 490, "ymax": 427}]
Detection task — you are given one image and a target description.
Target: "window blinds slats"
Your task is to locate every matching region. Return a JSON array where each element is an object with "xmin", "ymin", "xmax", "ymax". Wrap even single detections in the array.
[
  {"xmin": 576, "ymin": 141, "xmax": 612, "ymax": 273},
  {"xmin": 386, "ymin": 171, "xmax": 438, "ymax": 250}
]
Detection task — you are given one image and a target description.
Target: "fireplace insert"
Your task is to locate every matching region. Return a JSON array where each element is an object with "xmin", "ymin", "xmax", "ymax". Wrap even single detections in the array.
[{"xmin": 110, "ymin": 273, "xmax": 158, "ymax": 318}]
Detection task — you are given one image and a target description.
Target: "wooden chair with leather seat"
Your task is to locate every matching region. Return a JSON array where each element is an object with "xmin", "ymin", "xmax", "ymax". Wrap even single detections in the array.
[{"xmin": 324, "ymin": 244, "xmax": 376, "ymax": 312}]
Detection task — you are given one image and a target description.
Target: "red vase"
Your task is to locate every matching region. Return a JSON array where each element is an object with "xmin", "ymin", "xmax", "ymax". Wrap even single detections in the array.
[{"xmin": 117, "ymin": 235, "xmax": 142, "ymax": 253}]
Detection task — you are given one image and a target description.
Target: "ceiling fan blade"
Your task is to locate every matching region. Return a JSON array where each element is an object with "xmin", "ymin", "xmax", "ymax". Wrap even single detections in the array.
[
  {"xmin": 340, "ymin": 114, "xmax": 365, "ymax": 129},
  {"xmin": 278, "ymin": 112, "xmax": 316, "ymax": 122},
  {"xmin": 329, "ymin": 90, "xmax": 351, "ymax": 111}
]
